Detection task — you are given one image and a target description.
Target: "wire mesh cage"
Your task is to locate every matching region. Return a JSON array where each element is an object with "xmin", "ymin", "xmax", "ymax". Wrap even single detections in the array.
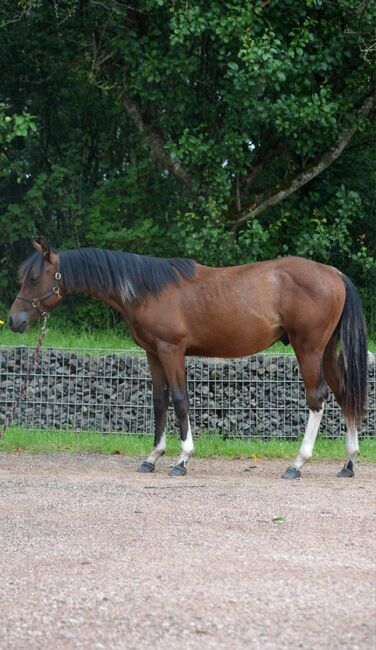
[{"xmin": 0, "ymin": 346, "xmax": 375, "ymax": 438}]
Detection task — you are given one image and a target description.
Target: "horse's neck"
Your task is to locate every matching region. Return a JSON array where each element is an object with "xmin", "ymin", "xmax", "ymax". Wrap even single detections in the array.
[{"xmin": 65, "ymin": 282, "xmax": 131, "ymax": 321}]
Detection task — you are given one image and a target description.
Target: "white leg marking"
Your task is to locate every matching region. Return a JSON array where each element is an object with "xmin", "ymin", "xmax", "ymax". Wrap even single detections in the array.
[
  {"xmin": 344, "ymin": 418, "xmax": 359, "ymax": 464},
  {"xmin": 177, "ymin": 419, "xmax": 194, "ymax": 467},
  {"xmin": 146, "ymin": 430, "xmax": 166, "ymax": 465},
  {"xmin": 292, "ymin": 405, "xmax": 325, "ymax": 470}
]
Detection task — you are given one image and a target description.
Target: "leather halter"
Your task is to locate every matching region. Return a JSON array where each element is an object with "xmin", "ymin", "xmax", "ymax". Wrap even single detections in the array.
[{"xmin": 16, "ymin": 270, "xmax": 63, "ymax": 315}]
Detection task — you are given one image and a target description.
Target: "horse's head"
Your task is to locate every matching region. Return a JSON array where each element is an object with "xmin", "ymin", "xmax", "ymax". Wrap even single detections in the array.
[{"xmin": 8, "ymin": 239, "xmax": 63, "ymax": 332}]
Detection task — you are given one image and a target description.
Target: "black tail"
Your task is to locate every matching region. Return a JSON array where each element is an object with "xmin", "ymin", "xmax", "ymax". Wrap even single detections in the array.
[{"xmin": 338, "ymin": 275, "xmax": 368, "ymax": 426}]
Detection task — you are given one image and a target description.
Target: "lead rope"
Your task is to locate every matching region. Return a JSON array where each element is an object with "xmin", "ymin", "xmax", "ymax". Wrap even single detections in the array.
[{"xmin": 0, "ymin": 312, "xmax": 50, "ymax": 439}]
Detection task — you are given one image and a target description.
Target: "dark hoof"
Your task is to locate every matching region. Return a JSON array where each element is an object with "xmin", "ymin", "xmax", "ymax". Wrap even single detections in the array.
[
  {"xmin": 336, "ymin": 467, "xmax": 354, "ymax": 478},
  {"xmin": 282, "ymin": 467, "xmax": 301, "ymax": 480},
  {"xmin": 337, "ymin": 460, "xmax": 354, "ymax": 478},
  {"xmin": 168, "ymin": 463, "xmax": 187, "ymax": 477},
  {"xmin": 137, "ymin": 461, "xmax": 155, "ymax": 473}
]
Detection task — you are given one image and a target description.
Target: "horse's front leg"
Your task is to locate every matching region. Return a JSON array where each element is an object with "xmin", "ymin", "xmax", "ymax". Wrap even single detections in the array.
[
  {"xmin": 157, "ymin": 344, "xmax": 193, "ymax": 477},
  {"xmin": 168, "ymin": 384, "xmax": 193, "ymax": 476},
  {"xmin": 138, "ymin": 352, "xmax": 169, "ymax": 473}
]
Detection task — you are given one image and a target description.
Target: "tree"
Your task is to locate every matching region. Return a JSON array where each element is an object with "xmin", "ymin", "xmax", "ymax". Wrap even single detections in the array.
[{"xmin": 0, "ymin": 0, "xmax": 374, "ymax": 330}]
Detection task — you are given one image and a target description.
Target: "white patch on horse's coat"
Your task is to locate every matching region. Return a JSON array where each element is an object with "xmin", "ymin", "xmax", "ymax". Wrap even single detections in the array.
[
  {"xmin": 344, "ymin": 418, "xmax": 359, "ymax": 462},
  {"xmin": 178, "ymin": 419, "xmax": 194, "ymax": 466},
  {"xmin": 293, "ymin": 405, "xmax": 325, "ymax": 470},
  {"xmin": 146, "ymin": 430, "xmax": 166, "ymax": 464}
]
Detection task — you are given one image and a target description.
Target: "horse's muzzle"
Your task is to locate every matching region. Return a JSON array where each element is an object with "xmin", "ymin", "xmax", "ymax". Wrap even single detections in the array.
[{"xmin": 7, "ymin": 311, "xmax": 29, "ymax": 333}]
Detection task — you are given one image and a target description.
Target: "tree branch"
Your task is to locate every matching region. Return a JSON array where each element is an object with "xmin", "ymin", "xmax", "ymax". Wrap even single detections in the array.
[
  {"xmin": 241, "ymin": 142, "xmax": 284, "ymax": 191},
  {"xmin": 227, "ymin": 143, "xmax": 284, "ymax": 219},
  {"xmin": 119, "ymin": 88, "xmax": 194, "ymax": 192},
  {"xmin": 232, "ymin": 92, "xmax": 375, "ymax": 235},
  {"xmin": 89, "ymin": 22, "xmax": 194, "ymax": 191}
]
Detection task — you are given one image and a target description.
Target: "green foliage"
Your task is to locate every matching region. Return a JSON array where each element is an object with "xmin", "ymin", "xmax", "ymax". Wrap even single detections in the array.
[
  {"xmin": 0, "ymin": 0, "xmax": 374, "ymax": 332},
  {"xmin": 0, "ymin": 104, "xmax": 36, "ymax": 149},
  {"xmin": 2, "ymin": 428, "xmax": 376, "ymax": 460}
]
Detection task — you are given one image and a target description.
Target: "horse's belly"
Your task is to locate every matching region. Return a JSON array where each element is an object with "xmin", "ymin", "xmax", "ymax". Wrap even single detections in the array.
[{"xmin": 186, "ymin": 324, "xmax": 281, "ymax": 358}]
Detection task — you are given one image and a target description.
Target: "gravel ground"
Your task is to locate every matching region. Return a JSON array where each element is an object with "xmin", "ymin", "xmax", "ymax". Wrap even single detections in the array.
[{"xmin": 0, "ymin": 453, "xmax": 375, "ymax": 650}]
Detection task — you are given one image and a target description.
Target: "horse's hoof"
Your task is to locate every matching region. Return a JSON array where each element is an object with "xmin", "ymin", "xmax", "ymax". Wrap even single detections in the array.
[
  {"xmin": 336, "ymin": 467, "xmax": 354, "ymax": 478},
  {"xmin": 137, "ymin": 461, "xmax": 155, "ymax": 473},
  {"xmin": 282, "ymin": 467, "xmax": 301, "ymax": 480},
  {"xmin": 337, "ymin": 459, "xmax": 354, "ymax": 478},
  {"xmin": 168, "ymin": 463, "xmax": 187, "ymax": 477}
]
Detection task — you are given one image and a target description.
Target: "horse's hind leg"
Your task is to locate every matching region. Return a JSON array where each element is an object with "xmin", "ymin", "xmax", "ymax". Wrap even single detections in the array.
[
  {"xmin": 138, "ymin": 352, "xmax": 170, "ymax": 473},
  {"xmin": 338, "ymin": 421, "xmax": 358, "ymax": 477},
  {"xmin": 283, "ymin": 350, "xmax": 328, "ymax": 479},
  {"xmin": 323, "ymin": 338, "xmax": 358, "ymax": 477}
]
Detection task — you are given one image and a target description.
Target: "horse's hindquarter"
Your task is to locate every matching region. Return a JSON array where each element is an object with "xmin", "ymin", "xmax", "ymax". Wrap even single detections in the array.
[{"xmin": 274, "ymin": 257, "xmax": 345, "ymax": 348}]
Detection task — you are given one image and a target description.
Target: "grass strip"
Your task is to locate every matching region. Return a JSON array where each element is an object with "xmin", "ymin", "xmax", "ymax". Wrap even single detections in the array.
[
  {"xmin": 1, "ymin": 324, "xmax": 375, "ymax": 354},
  {"xmin": 1, "ymin": 427, "xmax": 375, "ymax": 461},
  {"xmin": 0, "ymin": 324, "xmax": 137, "ymax": 350}
]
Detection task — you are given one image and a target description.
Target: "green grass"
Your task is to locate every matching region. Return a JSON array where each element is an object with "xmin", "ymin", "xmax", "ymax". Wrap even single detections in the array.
[
  {"xmin": 1, "ymin": 322, "xmax": 375, "ymax": 354},
  {"xmin": 1, "ymin": 427, "xmax": 375, "ymax": 461},
  {"xmin": 0, "ymin": 323, "xmax": 138, "ymax": 350}
]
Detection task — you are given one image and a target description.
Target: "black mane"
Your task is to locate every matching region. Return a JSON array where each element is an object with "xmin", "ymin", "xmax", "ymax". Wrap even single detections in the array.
[{"xmin": 19, "ymin": 248, "xmax": 196, "ymax": 302}]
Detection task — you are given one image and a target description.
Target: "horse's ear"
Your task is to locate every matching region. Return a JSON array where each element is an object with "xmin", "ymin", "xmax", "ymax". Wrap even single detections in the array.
[{"xmin": 32, "ymin": 237, "xmax": 51, "ymax": 261}]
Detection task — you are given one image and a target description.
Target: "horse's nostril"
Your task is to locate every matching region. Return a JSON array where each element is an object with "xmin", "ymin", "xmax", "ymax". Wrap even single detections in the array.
[{"xmin": 7, "ymin": 316, "xmax": 13, "ymax": 328}]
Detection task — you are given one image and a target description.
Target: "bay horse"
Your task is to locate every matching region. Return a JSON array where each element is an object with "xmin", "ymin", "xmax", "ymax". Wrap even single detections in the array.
[{"xmin": 8, "ymin": 240, "xmax": 368, "ymax": 479}]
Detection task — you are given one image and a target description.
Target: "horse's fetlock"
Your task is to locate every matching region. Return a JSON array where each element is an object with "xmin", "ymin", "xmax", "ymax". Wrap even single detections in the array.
[
  {"xmin": 182, "ymin": 437, "xmax": 194, "ymax": 454},
  {"xmin": 300, "ymin": 450, "xmax": 312, "ymax": 462}
]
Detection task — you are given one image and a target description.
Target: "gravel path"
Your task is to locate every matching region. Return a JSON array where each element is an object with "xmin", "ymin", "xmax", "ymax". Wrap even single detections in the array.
[{"xmin": 0, "ymin": 453, "xmax": 375, "ymax": 650}]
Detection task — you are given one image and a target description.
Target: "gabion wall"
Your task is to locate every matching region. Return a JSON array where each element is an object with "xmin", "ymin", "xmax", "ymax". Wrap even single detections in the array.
[{"xmin": 0, "ymin": 346, "xmax": 375, "ymax": 438}]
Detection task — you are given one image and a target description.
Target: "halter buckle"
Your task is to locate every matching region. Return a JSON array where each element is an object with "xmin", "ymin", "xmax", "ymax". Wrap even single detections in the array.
[
  {"xmin": 55, "ymin": 272, "xmax": 62, "ymax": 280},
  {"xmin": 53, "ymin": 286, "xmax": 62, "ymax": 300},
  {"xmin": 31, "ymin": 298, "xmax": 41, "ymax": 308}
]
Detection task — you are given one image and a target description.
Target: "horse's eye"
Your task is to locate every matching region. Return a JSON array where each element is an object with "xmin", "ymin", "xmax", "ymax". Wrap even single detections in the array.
[{"xmin": 30, "ymin": 275, "xmax": 39, "ymax": 284}]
